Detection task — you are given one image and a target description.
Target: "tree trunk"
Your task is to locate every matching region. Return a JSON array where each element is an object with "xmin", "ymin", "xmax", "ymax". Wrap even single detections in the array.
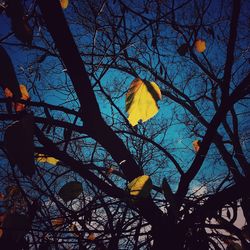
[{"xmin": 151, "ymin": 219, "xmax": 184, "ymax": 250}]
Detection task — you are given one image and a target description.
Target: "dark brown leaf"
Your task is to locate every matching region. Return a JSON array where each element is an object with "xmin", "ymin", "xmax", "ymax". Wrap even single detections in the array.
[{"xmin": 4, "ymin": 114, "xmax": 35, "ymax": 176}]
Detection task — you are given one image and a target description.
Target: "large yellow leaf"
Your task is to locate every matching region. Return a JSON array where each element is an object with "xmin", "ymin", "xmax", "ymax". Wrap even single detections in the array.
[
  {"xmin": 35, "ymin": 153, "xmax": 60, "ymax": 165},
  {"xmin": 125, "ymin": 78, "xmax": 161, "ymax": 126},
  {"xmin": 127, "ymin": 175, "xmax": 152, "ymax": 198}
]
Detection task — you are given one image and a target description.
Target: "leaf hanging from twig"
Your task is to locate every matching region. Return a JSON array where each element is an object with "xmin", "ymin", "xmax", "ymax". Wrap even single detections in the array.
[
  {"xmin": 4, "ymin": 114, "xmax": 35, "ymax": 176},
  {"xmin": 125, "ymin": 78, "xmax": 161, "ymax": 126},
  {"xmin": 58, "ymin": 181, "xmax": 83, "ymax": 202},
  {"xmin": 177, "ymin": 43, "xmax": 189, "ymax": 56},
  {"xmin": 127, "ymin": 175, "xmax": 152, "ymax": 198},
  {"xmin": 195, "ymin": 39, "xmax": 206, "ymax": 53},
  {"xmin": 4, "ymin": 84, "xmax": 30, "ymax": 112},
  {"xmin": 35, "ymin": 153, "xmax": 60, "ymax": 166},
  {"xmin": 192, "ymin": 140, "xmax": 201, "ymax": 152},
  {"xmin": 60, "ymin": 0, "xmax": 69, "ymax": 9}
]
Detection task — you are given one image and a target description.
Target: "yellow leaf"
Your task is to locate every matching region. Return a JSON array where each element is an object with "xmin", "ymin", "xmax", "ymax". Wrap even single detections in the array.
[
  {"xmin": 127, "ymin": 175, "xmax": 152, "ymax": 198},
  {"xmin": 60, "ymin": 0, "xmax": 69, "ymax": 9},
  {"xmin": 125, "ymin": 78, "xmax": 161, "ymax": 126},
  {"xmin": 87, "ymin": 233, "xmax": 96, "ymax": 241},
  {"xmin": 19, "ymin": 84, "xmax": 29, "ymax": 100},
  {"xmin": 192, "ymin": 140, "xmax": 201, "ymax": 152},
  {"xmin": 35, "ymin": 153, "xmax": 60, "ymax": 165},
  {"xmin": 195, "ymin": 39, "xmax": 206, "ymax": 53}
]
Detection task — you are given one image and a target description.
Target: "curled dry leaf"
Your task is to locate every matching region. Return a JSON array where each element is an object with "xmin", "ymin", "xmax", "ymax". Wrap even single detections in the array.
[
  {"xmin": 195, "ymin": 39, "xmax": 206, "ymax": 53},
  {"xmin": 127, "ymin": 175, "xmax": 152, "ymax": 198},
  {"xmin": 125, "ymin": 78, "xmax": 161, "ymax": 126}
]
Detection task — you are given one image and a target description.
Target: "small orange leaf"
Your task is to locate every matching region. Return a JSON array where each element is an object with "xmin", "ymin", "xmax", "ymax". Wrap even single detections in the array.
[
  {"xmin": 107, "ymin": 167, "xmax": 114, "ymax": 174},
  {"xmin": 193, "ymin": 140, "xmax": 201, "ymax": 152},
  {"xmin": 0, "ymin": 228, "xmax": 3, "ymax": 238},
  {"xmin": 4, "ymin": 84, "xmax": 30, "ymax": 112},
  {"xmin": 51, "ymin": 218, "xmax": 64, "ymax": 227},
  {"xmin": 87, "ymin": 233, "xmax": 96, "ymax": 241},
  {"xmin": 4, "ymin": 88, "xmax": 13, "ymax": 98},
  {"xmin": 60, "ymin": 0, "xmax": 69, "ymax": 9},
  {"xmin": 19, "ymin": 84, "xmax": 29, "ymax": 100},
  {"xmin": 195, "ymin": 39, "xmax": 206, "ymax": 53},
  {"xmin": 15, "ymin": 103, "xmax": 26, "ymax": 112}
]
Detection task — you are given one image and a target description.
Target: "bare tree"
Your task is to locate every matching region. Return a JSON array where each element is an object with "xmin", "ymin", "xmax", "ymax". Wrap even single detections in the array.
[{"xmin": 0, "ymin": 0, "xmax": 249, "ymax": 249}]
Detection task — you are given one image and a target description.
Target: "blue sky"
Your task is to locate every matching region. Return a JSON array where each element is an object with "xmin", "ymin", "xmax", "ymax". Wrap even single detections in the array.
[{"xmin": 0, "ymin": 0, "xmax": 249, "ymax": 197}]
